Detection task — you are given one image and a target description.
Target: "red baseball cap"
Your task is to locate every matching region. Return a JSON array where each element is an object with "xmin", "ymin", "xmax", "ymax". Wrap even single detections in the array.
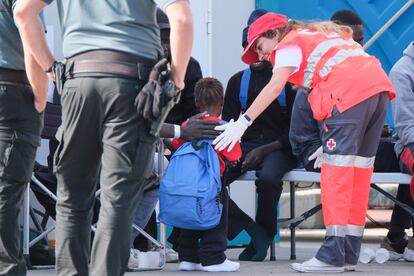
[{"xmin": 241, "ymin": 12, "xmax": 287, "ymax": 64}]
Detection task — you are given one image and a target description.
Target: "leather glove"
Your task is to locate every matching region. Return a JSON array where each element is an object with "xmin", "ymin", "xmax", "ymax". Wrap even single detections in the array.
[
  {"xmin": 308, "ymin": 146, "xmax": 324, "ymax": 169},
  {"xmin": 213, "ymin": 114, "xmax": 252, "ymax": 152},
  {"xmin": 135, "ymin": 58, "xmax": 171, "ymax": 121}
]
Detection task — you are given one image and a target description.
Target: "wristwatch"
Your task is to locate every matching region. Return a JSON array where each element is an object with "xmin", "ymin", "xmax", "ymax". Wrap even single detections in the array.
[{"xmin": 242, "ymin": 114, "xmax": 253, "ymax": 126}]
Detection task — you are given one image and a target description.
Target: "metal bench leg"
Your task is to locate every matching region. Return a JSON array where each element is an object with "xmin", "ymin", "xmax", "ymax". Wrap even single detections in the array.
[
  {"xmin": 290, "ymin": 181, "xmax": 296, "ymax": 260},
  {"xmin": 270, "ymin": 203, "xmax": 279, "ymax": 261},
  {"xmin": 270, "ymin": 240, "xmax": 276, "ymax": 261}
]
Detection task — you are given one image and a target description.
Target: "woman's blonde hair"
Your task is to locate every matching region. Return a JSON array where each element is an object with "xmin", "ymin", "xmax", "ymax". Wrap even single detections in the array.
[{"xmin": 262, "ymin": 19, "xmax": 353, "ymax": 42}]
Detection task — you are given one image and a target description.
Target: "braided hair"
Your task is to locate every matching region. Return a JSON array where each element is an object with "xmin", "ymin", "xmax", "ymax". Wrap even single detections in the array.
[{"xmin": 194, "ymin": 77, "xmax": 224, "ymax": 111}]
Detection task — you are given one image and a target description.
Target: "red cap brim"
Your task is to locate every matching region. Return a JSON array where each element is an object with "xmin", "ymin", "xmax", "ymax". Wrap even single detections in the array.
[
  {"xmin": 241, "ymin": 12, "xmax": 287, "ymax": 64},
  {"xmin": 241, "ymin": 34, "xmax": 260, "ymax": 64}
]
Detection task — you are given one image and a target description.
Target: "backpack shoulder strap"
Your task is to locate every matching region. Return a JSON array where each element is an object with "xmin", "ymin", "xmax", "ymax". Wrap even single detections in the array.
[
  {"xmin": 278, "ymin": 87, "xmax": 287, "ymax": 107},
  {"xmin": 239, "ymin": 68, "xmax": 251, "ymax": 112}
]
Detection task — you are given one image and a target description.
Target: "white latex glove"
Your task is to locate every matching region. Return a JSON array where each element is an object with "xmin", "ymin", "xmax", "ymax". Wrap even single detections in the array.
[
  {"xmin": 308, "ymin": 146, "xmax": 324, "ymax": 169},
  {"xmin": 213, "ymin": 115, "xmax": 252, "ymax": 152}
]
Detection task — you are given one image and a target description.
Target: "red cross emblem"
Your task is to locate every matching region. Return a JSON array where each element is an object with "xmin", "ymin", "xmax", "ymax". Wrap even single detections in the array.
[{"xmin": 327, "ymin": 139, "xmax": 336, "ymax": 150}]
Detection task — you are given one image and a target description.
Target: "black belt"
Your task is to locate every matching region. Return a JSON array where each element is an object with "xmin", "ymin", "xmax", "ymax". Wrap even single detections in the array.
[
  {"xmin": 65, "ymin": 50, "xmax": 156, "ymax": 81},
  {"xmin": 65, "ymin": 60, "xmax": 152, "ymax": 81},
  {"xmin": 0, "ymin": 68, "xmax": 29, "ymax": 85}
]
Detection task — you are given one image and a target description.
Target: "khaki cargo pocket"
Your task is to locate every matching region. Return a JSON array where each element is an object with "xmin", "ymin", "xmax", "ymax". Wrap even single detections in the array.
[
  {"xmin": 53, "ymin": 127, "xmax": 65, "ymax": 173},
  {"xmin": 0, "ymin": 130, "xmax": 40, "ymax": 184},
  {"xmin": 131, "ymin": 131, "xmax": 157, "ymax": 180}
]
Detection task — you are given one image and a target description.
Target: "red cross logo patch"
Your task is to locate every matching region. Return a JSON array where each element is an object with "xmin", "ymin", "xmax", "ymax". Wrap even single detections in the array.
[{"xmin": 327, "ymin": 139, "xmax": 336, "ymax": 150}]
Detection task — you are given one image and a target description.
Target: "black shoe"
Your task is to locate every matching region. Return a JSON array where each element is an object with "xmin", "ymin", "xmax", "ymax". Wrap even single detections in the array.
[
  {"xmin": 29, "ymin": 242, "xmax": 55, "ymax": 266},
  {"xmin": 238, "ymin": 241, "xmax": 255, "ymax": 261},
  {"xmin": 380, "ymin": 235, "xmax": 408, "ymax": 260},
  {"xmin": 246, "ymin": 223, "xmax": 273, "ymax": 261}
]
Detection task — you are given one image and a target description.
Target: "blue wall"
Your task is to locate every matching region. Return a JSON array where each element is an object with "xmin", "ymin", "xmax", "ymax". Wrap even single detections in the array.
[
  {"xmin": 256, "ymin": 0, "xmax": 414, "ymax": 72},
  {"xmin": 256, "ymin": 0, "xmax": 414, "ymax": 128}
]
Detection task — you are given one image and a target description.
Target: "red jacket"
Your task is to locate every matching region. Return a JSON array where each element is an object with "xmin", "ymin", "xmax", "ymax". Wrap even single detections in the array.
[
  {"xmin": 271, "ymin": 29, "xmax": 395, "ymax": 121},
  {"xmin": 172, "ymin": 116, "xmax": 242, "ymax": 176}
]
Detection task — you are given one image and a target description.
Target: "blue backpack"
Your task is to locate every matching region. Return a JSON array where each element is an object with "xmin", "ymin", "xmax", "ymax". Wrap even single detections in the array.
[{"xmin": 159, "ymin": 139, "xmax": 223, "ymax": 230}]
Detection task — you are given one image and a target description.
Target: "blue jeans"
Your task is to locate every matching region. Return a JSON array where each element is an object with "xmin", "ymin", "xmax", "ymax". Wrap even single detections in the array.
[{"xmin": 130, "ymin": 188, "xmax": 159, "ymax": 245}]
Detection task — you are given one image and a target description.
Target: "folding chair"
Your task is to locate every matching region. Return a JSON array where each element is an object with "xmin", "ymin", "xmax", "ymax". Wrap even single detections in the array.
[{"xmin": 22, "ymin": 178, "xmax": 55, "ymax": 270}]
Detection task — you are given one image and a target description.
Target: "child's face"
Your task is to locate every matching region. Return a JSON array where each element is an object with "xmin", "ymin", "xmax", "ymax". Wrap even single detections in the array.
[
  {"xmin": 254, "ymin": 36, "xmax": 278, "ymax": 62},
  {"xmin": 198, "ymin": 103, "xmax": 223, "ymax": 117}
]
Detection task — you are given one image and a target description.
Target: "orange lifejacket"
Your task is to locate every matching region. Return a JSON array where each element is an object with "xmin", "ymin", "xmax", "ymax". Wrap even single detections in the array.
[{"xmin": 270, "ymin": 29, "xmax": 395, "ymax": 121}]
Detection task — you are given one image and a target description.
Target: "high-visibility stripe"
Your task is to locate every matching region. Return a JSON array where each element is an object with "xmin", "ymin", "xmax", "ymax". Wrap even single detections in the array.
[
  {"xmin": 326, "ymin": 225, "xmax": 346, "ymax": 237},
  {"xmin": 322, "ymin": 154, "xmax": 375, "ymax": 168},
  {"xmin": 303, "ymin": 38, "xmax": 356, "ymax": 87},
  {"xmin": 319, "ymin": 48, "xmax": 368, "ymax": 77},
  {"xmin": 345, "ymin": 224, "xmax": 365, "ymax": 237}
]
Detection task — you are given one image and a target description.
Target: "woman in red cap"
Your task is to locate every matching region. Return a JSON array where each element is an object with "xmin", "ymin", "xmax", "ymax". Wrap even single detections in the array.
[{"xmin": 213, "ymin": 12, "xmax": 395, "ymax": 273}]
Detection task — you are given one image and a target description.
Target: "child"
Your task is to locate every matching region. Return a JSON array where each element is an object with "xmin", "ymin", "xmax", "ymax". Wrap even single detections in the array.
[{"xmin": 171, "ymin": 78, "xmax": 241, "ymax": 272}]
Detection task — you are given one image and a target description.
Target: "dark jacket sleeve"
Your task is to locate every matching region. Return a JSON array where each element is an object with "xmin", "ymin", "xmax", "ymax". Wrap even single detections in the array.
[
  {"xmin": 222, "ymin": 72, "xmax": 243, "ymax": 121},
  {"xmin": 165, "ymin": 57, "xmax": 202, "ymax": 124},
  {"xmin": 276, "ymin": 83, "xmax": 295, "ymax": 149}
]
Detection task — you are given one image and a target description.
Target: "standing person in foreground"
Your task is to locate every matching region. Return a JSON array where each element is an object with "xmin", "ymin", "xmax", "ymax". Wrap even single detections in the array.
[
  {"xmin": 14, "ymin": 0, "xmax": 193, "ymax": 275},
  {"xmin": 144, "ymin": 9, "xmax": 204, "ymax": 257},
  {"xmin": 213, "ymin": 12, "xmax": 395, "ymax": 273},
  {"xmin": 170, "ymin": 78, "xmax": 241, "ymax": 272},
  {"xmin": 0, "ymin": 1, "xmax": 46, "ymax": 274}
]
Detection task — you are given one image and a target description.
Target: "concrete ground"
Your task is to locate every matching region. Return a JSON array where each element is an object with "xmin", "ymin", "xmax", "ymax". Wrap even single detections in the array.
[{"xmin": 28, "ymin": 228, "xmax": 414, "ymax": 276}]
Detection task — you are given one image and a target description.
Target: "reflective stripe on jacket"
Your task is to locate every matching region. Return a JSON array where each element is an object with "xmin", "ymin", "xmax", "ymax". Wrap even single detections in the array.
[{"xmin": 271, "ymin": 29, "xmax": 395, "ymax": 121}]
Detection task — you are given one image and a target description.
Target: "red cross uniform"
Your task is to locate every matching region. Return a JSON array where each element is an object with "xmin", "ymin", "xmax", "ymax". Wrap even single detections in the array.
[
  {"xmin": 326, "ymin": 139, "xmax": 336, "ymax": 151},
  {"xmin": 271, "ymin": 27, "xmax": 394, "ymax": 266},
  {"xmin": 242, "ymin": 12, "xmax": 395, "ymax": 267}
]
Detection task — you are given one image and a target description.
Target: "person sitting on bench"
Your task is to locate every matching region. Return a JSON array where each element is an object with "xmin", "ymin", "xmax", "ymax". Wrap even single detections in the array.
[
  {"xmin": 222, "ymin": 9, "xmax": 297, "ymax": 262},
  {"xmin": 379, "ymin": 41, "xmax": 414, "ymax": 262}
]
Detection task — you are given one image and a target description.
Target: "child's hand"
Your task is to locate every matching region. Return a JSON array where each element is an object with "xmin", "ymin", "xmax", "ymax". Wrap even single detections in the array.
[{"xmin": 227, "ymin": 160, "xmax": 240, "ymax": 168}]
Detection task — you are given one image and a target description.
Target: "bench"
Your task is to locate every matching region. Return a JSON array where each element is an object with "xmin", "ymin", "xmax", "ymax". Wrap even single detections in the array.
[{"xmin": 237, "ymin": 169, "xmax": 413, "ymax": 260}]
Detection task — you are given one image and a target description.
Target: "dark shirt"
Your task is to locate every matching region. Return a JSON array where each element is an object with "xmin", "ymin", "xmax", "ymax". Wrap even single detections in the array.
[
  {"xmin": 165, "ymin": 57, "xmax": 202, "ymax": 125},
  {"xmin": 0, "ymin": 0, "xmax": 25, "ymax": 70},
  {"xmin": 222, "ymin": 61, "xmax": 295, "ymax": 148}
]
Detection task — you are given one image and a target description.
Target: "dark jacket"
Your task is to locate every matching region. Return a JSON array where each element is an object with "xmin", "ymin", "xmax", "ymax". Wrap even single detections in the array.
[
  {"xmin": 222, "ymin": 61, "xmax": 295, "ymax": 148},
  {"xmin": 165, "ymin": 57, "xmax": 202, "ymax": 124}
]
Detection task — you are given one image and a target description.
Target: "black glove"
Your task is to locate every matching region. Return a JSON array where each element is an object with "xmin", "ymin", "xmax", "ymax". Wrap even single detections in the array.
[
  {"xmin": 148, "ymin": 80, "xmax": 181, "ymax": 136},
  {"xmin": 135, "ymin": 58, "xmax": 171, "ymax": 121}
]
